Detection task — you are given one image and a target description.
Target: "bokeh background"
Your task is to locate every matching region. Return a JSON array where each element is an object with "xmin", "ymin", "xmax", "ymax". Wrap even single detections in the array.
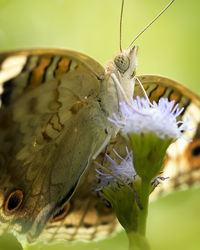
[{"xmin": 0, "ymin": 0, "xmax": 200, "ymax": 249}]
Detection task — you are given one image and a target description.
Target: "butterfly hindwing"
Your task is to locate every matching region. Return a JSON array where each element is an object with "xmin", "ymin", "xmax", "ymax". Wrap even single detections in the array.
[
  {"xmin": 39, "ymin": 164, "xmax": 119, "ymax": 242},
  {"xmin": 38, "ymin": 134, "xmax": 129, "ymax": 243},
  {"xmin": 136, "ymin": 75, "xmax": 200, "ymax": 196}
]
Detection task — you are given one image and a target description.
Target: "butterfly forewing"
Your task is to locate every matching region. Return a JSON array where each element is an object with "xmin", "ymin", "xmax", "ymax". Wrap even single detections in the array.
[{"xmin": 0, "ymin": 49, "xmax": 116, "ymax": 241}]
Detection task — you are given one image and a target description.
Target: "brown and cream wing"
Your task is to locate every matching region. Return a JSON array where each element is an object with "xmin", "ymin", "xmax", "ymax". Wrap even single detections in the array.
[
  {"xmin": 38, "ymin": 134, "xmax": 130, "ymax": 243},
  {"xmin": 136, "ymin": 75, "xmax": 200, "ymax": 195},
  {"xmin": 39, "ymin": 165, "xmax": 119, "ymax": 243},
  {"xmin": 0, "ymin": 49, "xmax": 109, "ymax": 240}
]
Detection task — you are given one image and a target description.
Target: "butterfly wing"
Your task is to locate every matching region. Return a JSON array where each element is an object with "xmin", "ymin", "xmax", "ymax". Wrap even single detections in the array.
[
  {"xmin": 38, "ymin": 134, "xmax": 129, "ymax": 243},
  {"xmin": 136, "ymin": 75, "xmax": 200, "ymax": 196},
  {"xmin": 38, "ymin": 163, "xmax": 119, "ymax": 243},
  {"xmin": 0, "ymin": 49, "xmax": 113, "ymax": 241}
]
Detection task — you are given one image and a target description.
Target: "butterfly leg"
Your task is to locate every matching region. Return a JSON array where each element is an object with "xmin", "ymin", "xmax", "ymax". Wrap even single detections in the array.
[
  {"xmin": 111, "ymin": 73, "xmax": 132, "ymax": 106},
  {"xmin": 92, "ymin": 135, "xmax": 112, "ymax": 160},
  {"xmin": 134, "ymin": 76, "xmax": 154, "ymax": 107},
  {"xmin": 111, "ymin": 73, "xmax": 150, "ymax": 116}
]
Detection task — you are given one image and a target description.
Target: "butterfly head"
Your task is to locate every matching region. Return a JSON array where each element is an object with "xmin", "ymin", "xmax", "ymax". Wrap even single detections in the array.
[{"xmin": 114, "ymin": 45, "xmax": 138, "ymax": 77}]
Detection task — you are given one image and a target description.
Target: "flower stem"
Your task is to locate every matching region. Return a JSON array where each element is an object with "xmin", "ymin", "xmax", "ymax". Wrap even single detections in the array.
[
  {"xmin": 137, "ymin": 178, "xmax": 151, "ymax": 236},
  {"xmin": 127, "ymin": 231, "xmax": 150, "ymax": 250},
  {"xmin": 22, "ymin": 243, "xmax": 29, "ymax": 250}
]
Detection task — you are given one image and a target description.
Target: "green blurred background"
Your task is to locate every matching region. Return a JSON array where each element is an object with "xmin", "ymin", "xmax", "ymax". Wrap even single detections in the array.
[{"xmin": 0, "ymin": 0, "xmax": 200, "ymax": 249}]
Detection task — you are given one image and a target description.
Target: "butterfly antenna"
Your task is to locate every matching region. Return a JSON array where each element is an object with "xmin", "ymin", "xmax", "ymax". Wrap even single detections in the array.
[
  {"xmin": 127, "ymin": 0, "xmax": 175, "ymax": 49},
  {"xmin": 120, "ymin": 0, "xmax": 125, "ymax": 52}
]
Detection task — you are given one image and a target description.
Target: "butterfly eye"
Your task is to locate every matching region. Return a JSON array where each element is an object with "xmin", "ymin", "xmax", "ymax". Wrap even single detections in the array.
[
  {"xmin": 114, "ymin": 54, "xmax": 130, "ymax": 73},
  {"xmin": 5, "ymin": 190, "xmax": 23, "ymax": 214},
  {"xmin": 51, "ymin": 202, "xmax": 70, "ymax": 222}
]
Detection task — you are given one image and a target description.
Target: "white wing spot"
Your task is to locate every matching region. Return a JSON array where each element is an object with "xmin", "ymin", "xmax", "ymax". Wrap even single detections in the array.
[{"xmin": 0, "ymin": 55, "xmax": 27, "ymax": 107}]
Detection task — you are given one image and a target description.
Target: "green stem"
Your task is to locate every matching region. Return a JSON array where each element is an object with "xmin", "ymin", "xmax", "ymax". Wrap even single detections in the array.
[
  {"xmin": 127, "ymin": 231, "xmax": 150, "ymax": 250},
  {"xmin": 22, "ymin": 244, "xmax": 29, "ymax": 250},
  {"xmin": 137, "ymin": 179, "xmax": 151, "ymax": 236}
]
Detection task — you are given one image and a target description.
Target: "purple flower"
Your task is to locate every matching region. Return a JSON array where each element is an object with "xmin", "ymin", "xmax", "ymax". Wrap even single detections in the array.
[
  {"xmin": 108, "ymin": 97, "xmax": 191, "ymax": 140},
  {"xmin": 96, "ymin": 148, "xmax": 136, "ymax": 191}
]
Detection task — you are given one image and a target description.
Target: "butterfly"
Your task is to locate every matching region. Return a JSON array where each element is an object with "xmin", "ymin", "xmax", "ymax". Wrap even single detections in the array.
[
  {"xmin": 0, "ymin": 2, "xmax": 200, "ymax": 247},
  {"xmin": 0, "ymin": 48, "xmax": 200, "ymax": 244}
]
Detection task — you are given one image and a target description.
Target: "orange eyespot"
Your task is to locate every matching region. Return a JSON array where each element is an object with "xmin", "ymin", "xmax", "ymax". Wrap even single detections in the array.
[
  {"xmin": 5, "ymin": 190, "xmax": 23, "ymax": 214},
  {"xmin": 185, "ymin": 139, "xmax": 200, "ymax": 169},
  {"xmin": 51, "ymin": 202, "xmax": 70, "ymax": 222},
  {"xmin": 102, "ymin": 201, "xmax": 113, "ymax": 213},
  {"xmin": 191, "ymin": 143, "xmax": 200, "ymax": 157},
  {"xmin": 95, "ymin": 200, "xmax": 113, "ymax": 214}
]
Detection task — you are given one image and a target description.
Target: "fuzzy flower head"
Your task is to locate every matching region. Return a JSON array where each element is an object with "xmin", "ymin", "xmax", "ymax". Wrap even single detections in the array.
[
  {"xmin": 95, "ymin": 149, "xmax": 142, "ymax": 232},
  {"xmin": 96, "ymin": 148, "xmax": 137, "ymax": 192},
  {"xmin": 108, "ymin": 97, "xmax": 192, "ymax": 180},
  {"xmin": 109, "ymin": 97, "xmax": 191, "ymax": 140}
]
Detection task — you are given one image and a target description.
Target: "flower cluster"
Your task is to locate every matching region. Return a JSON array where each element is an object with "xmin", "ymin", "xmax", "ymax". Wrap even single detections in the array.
[
  {"xmin": 96, "ymin": 148, "xmax": 136, "ymax": 191},
  {"xmin": 109, "ymin": 97, "xmax": 191, "ymax": 140}
]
